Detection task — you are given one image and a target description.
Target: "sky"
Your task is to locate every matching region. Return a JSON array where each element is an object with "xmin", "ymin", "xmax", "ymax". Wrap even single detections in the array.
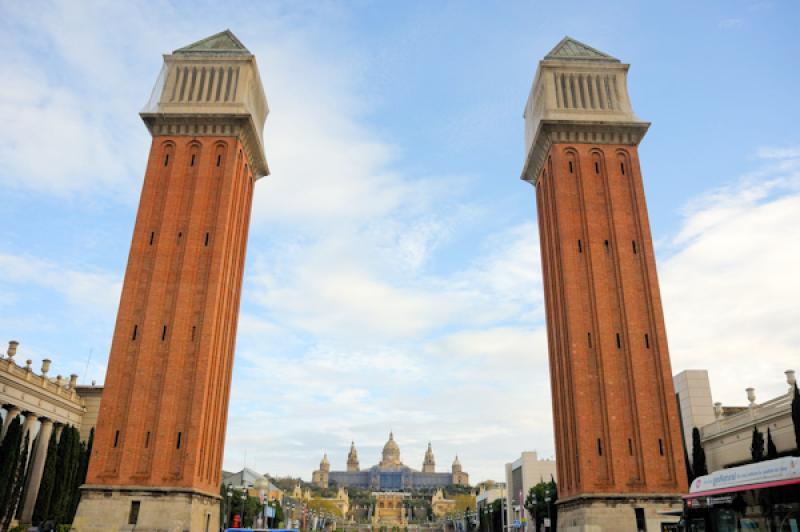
[{"xmin": 0, "ymin": 0, "xmax": 799, "ymax": 484}]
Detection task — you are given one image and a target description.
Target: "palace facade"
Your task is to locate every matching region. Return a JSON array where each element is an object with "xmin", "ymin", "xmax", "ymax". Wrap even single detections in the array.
[{"xmin": 312, "ymin": 432, "xmax": 469, "ymax": 490}]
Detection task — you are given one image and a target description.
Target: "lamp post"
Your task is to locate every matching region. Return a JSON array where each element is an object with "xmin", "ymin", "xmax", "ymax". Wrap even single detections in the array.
[
  {"xmin": 240, "ymin": 491, "xmax": 247, "ymax": 527},
  {"xmin": 530, "ymin": 494, "xmax": 537, "ymax": 532},
  {"xmin": 225, "ymin": 484, "xmax": 233, "ymax": 529},
  {"xmin": 543, "ymin": 490, "xmax": 551, "ymax": 532},
  {"xmin": 500, "ymin": 495, "xmax": 506, "ymax": 532}
]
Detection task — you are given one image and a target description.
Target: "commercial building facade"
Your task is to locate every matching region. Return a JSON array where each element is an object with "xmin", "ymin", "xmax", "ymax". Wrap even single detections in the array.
[{"xmin": 504, "ymin": 452, "xmax": 557, "ymax": 527}]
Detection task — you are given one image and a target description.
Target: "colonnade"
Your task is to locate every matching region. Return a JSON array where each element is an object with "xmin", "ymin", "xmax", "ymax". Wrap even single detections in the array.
[
  {"xmin": 0, "ymin": 404, "xmax": 67, "ymax": 523},
  {"xmin": 0, "ymin": 340, "xmax": 88, "ymax": 526}
]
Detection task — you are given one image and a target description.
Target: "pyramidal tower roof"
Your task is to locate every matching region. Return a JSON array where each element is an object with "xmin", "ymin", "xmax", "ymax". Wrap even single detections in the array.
[
  {"xmin": 544, "ymin": 36, "xmax": 619, "ymax": 62},
  {"xmin": 173, "ymin": 29, "xmax": 250, "ymax": 55}
]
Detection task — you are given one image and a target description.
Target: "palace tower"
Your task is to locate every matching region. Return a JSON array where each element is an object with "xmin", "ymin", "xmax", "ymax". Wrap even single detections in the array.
[
  {"xmin": 73, "ymin": 30, "xmax": 268, "ymax": 531},
  {"xmin": 521, "ymin": 38, "xmax": 686, "ymax": 529}
]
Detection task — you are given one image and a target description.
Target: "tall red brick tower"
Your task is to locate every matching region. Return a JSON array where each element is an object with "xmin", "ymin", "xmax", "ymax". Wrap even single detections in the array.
[
  {"xmin": 521, "ymin": 38, "xmax": 686, "ymax": 530},
  {"xmin": 74, "ymin": 30, "xmax": 268, "ymax": 532}
]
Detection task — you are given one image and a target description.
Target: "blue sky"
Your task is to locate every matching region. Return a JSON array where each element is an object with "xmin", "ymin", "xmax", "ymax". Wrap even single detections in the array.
[{"xmin": 1, "ymin": 0, "xmax": 799, "ymax": 483}]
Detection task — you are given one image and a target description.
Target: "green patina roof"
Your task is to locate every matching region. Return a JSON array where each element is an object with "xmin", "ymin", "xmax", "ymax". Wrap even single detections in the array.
[
  {"xmin": 173, "ymin": 29, "xmax": 250, "ymax": 55},
  {"xmin": 544, "ymin": 37, "xmax": 619, "ymax": 62}
]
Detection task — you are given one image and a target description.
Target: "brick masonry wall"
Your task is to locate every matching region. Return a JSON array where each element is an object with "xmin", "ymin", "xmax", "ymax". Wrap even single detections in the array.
[
  {"xmin": 86, "ymin": 135, "xmax": 255, "ymax": 495},
  {"xmin": 535, "ymin": 143, "xmax": 687, "ymax": 498}
]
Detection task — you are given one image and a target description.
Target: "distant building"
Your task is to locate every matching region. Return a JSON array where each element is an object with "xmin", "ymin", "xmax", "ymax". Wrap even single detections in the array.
[
  {"xmin": 312, "ymin": 432, "xmax": 469, "ymax": 490},
  {"xmin": 475, "ymin": 480, "xmax": 506, "ymax": 511},
  {"xmin": 372, "ymin": 492, "xmax": 408, "ymax": 526},
  {"xmin": 430, "ymin": 488, "xmax": 457, "ymax": 517},
  {"xmin": 674, "ymin": 369, "xmax": 798, "ymax": 472},
  {"xmin": 504, "ymin": 451, "xmax": 557, "ymax": 527},
  {"xmin": 222, "ymin": 467, "xmax": 284, "ymax": 501}
]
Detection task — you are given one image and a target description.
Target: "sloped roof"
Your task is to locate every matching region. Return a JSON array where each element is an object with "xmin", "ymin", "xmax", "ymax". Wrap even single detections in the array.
[
  {"xmin": 222, "ymin": 467, "xmax": 265, "ymax": 488},
  {"xmin": 174, "ymin": 29, "xmax": 250, "ymax": 55},
  {"xmin": 544, "ymin": 37, "xmax": 619, "ymax": 62}
]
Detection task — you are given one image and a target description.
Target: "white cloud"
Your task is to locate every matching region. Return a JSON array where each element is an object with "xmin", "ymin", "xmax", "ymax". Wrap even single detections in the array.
[
  {"xmin": 663, "ymin": 147, "xmax": 800, "ymax": 405},
  {"xmin": 0, "ymin": 252, "xmax": 121, "ymax": 316}
]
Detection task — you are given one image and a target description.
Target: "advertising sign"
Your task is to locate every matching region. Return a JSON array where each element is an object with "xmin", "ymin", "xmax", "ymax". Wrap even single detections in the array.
[{"xmin": 690, "ymin": 456, "xmax": 800, "ymax": 494}]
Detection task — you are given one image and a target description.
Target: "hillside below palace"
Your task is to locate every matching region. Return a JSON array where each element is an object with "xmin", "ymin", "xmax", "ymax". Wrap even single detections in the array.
[{"xmin": 312, "ymin": 432, "xmax": 469, "ymax": 490}]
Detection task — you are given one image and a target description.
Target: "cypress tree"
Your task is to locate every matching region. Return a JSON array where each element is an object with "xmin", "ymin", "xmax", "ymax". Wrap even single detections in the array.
[
  {"xmin": 0, "ymin": 417, "xmax": 23, "ymax": 521},
  {"xmin": 767, "ymin": 428, "xmax": 779, "ymax": 460},
  {"xmin": 68, "ymin": 428, "xmax": 93, "ymax": 523},
  {"xmin": 2, "ymin": 431, "xmax": 30, "ymax": 531},
  {"xmin": 33, "ymin": 430, "xmax": 58, "ymax": 525},
  {"xmin": 52, "ymin": 427, "xmax": 81, "ymax": 525},
  {"xmin": 793, "ymin": 383, "xmax": 800, "ymax": 454},
  {"xmin": 691, "ymin": 427, "xmax": 708, "ymax": 477},
  {"xmin": 751, "ymin": 427, "xmax": 765, "ymax": 463},
  {"xmin": 684, "ymin": 444, "xmax": 694, "ymax": 484}
]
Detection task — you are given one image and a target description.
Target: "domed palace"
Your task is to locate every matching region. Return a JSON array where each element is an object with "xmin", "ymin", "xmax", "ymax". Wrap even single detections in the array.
[{"xmin": 312, "ymin": 432, "xmax": 469, "ymax": 490}]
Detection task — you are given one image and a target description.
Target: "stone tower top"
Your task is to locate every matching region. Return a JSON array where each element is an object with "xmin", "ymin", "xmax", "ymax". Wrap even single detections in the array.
[
  {"xmin": 422, "ymin": 442, "xmax": 436, "ymax": 472},
  {"xmin": 141, "ymin": 29, "xmax": 269, "ymax": 178},
  {"xmin": 347, "ymin": 441, "xmax": 360, "ymax": 472},
  {"xmin": 521, "ymin": 37, "xmax": 649, "ymax": 185}
]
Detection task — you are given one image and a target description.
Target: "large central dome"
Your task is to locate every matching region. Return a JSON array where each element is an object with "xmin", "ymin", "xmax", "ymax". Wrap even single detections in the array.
[{"xmin": 380, "ymin": 431, "xmax": 402, "ymax": 467}]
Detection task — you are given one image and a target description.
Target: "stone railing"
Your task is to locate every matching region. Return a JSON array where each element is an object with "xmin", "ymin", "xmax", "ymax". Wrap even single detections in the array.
[
  {"xmin": 0, "ymin": 356, "xmax": 82, "ymax": 403},
  {"xmin": 701, "ymin": 379, "xmax": 795, "ymax": 441}
]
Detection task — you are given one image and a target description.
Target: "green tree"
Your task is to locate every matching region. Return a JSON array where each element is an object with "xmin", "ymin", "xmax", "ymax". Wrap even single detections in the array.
[
  {"xmin": 51, "ymin": 427, "xmax": 81, "ymax": 525},
  {"xmin": 524, "ymin": 479, "xmax": 557, "ymax": 532},
  {"xmin": 68, "ymin": 428, "xmax": 93, "ymax": 522},
  {"xmin": 0, "ymin": 417, "xmax": 23, "ymax": 523},
  {"xmin": 691, "ymin": 427, "xmax": 708, "ymax": 477},
  {"xmin": 751, "ymin": 427, "xmax": 765, "ymax": 463},
  {"xmin": 684, "ymin": 444, "xmax": 694, "ymax": 484},
  {"xmin": 2, "ymin": 432, "xmax": 30, "ymax": 531},
  {"xmin": 32, "ymin": 430, "xmax": 58, "ymax": 525},
  {"xmin": 792, "ymin": 383, "xmax": 800, "ymax": 454},
  {"xmin": 767, "ymin": 428, "xmax": 779, "ymax": 460}
]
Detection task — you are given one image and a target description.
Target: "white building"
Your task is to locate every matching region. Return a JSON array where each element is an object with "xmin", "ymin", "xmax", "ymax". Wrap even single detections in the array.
[
  {"xmin": 674, "ymin": 368, "xmax": 798, "ymax": 473},
  {"xmin": 504, "ymin": 451, "xmax": 557, "ymax": 527}
]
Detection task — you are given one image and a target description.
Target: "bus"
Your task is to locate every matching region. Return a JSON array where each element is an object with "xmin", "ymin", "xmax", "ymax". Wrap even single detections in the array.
[{"xmin": 683, "ymin": 456, "xmax": 800, "ymax": 531}]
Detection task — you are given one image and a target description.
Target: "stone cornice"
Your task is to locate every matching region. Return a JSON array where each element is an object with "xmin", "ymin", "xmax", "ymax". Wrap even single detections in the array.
[
  {"xmin": 80, "ymin": 484, "xmax": 222, "ymax": 500},
  {"xmin": 558, "ymin": 492, "xmax": 683, "ymax": 506},
  {"xmin": 520, "ymin": 120, "xmax": 650, "ymax": 186},
  {"xmin": 140, "ymin": 113, "xmax": 269, "ymax": 179}
]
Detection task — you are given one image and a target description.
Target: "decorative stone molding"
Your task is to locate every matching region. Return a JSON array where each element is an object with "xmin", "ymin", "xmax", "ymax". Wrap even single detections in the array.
[
  {"xmin": 521, "ymin": 120, "xmax": 649, "ymax": 185},
  {"xmin": 140, "ymin": 114, "xmax": 267, "ymax": 179}
]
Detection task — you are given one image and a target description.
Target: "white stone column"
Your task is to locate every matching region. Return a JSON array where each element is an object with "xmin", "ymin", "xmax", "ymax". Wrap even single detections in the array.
[
  {"xmin": 1, "ymin": 405, "xmax": 21, "ymax": 441},
  {"xmin": 20, "ymin": 418, "xmax": 54, "ymax": 524},
  {"xmin": 21, "ymin": 411, "xmax": 38, "ymax": 458}
]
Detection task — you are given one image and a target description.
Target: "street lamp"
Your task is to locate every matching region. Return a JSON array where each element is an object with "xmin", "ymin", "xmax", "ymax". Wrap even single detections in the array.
[
  {"xmin": 225, "ymin": 483, "xmax": 233, "ymax": 528},
  {"xmin": 543, "ymin": 490, "xmax": 551, "ymax": 532}
]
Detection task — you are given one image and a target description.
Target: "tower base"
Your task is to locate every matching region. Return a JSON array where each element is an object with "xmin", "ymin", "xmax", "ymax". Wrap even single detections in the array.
[
  {"xmin": 556, "ymin": 494, "xmax": 681, "ymax": 532},
  {"xmin": 72, "ymin": 485, "xmax": 220, "ymax": 532}
]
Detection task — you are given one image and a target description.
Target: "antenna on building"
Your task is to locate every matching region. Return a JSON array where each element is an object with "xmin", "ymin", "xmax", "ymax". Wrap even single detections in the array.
[{"xmin": 83, "ymin": 348, "xmax": 93, "ymax": 383}]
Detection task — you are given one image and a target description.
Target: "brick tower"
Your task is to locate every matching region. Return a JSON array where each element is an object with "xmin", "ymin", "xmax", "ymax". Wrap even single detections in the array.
[
  {"xmin": 73, "ymin": 30, "xmax": 268, "ymax": 532},
  {"xmin": 521, "ymin": 38, "xmax": 686, "ymax": 530}
]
